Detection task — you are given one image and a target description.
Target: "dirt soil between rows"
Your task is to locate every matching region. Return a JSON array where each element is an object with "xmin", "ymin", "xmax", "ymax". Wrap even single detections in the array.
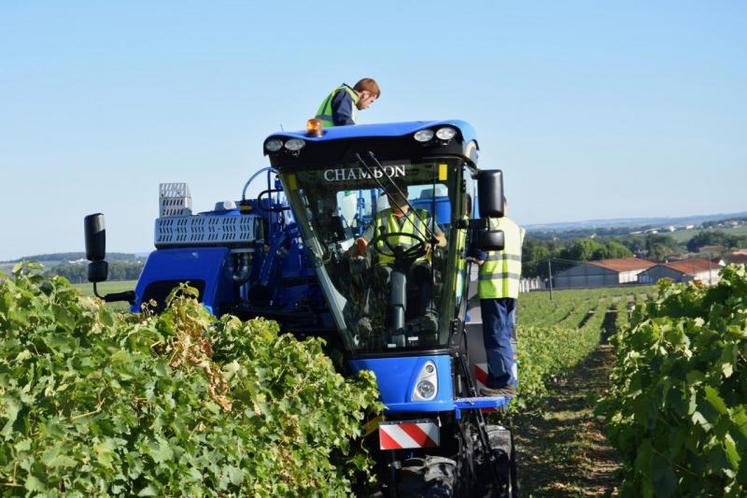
[{"xmin": 513, "ymin": 344, "xmax": 621, "ymax": 497}]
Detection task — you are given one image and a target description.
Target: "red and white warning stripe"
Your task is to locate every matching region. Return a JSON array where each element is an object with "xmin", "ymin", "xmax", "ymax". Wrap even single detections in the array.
[
  {"xmin": 379, "ymin": 421, "xmax": 440, "ymax": 450},
  {"xmin": 475, "ymin": 362, "xmax": 490, "ymax": 392},
  {"xmin": 475, "ymin": 362, "xmax": 518, "ymax": 393}
]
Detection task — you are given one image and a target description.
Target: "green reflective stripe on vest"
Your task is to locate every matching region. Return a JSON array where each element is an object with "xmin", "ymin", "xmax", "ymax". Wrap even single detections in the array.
[
  {"xmin": 478, "ymin": 217, "xmax": 523, "ymax": 299},
  {"xmin": 316, "ymin": 85, "xmax": 359, "ymax": 127},
  {"xmin": 374, "ymin": 209, "xmax": 428, "ymax": 265}
]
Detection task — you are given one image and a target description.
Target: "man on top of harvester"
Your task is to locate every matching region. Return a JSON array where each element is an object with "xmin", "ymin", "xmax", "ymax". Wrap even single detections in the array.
[
  {"xmin": 351, "ymin": 183, "xmax": 446, "ymax": 319},
  {"xmin": 315, "ymin": 78, "xmax": 380, "ymax": 127}
]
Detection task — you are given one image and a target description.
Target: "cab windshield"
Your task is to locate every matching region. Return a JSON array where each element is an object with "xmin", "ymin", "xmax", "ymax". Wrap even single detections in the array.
[{"xmin": 280, "ymin": 158, "xmax": 467, "ymax": 353}]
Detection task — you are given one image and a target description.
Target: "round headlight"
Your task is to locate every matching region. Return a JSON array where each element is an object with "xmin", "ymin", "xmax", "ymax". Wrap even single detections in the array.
[
  {"xmin": 284, "ymin": 139, "xmax": 306, "ymax": 151},
  {"xmin": 265, "ymin": 139, "xmax": 283, "ymax": 152},
  {"xmin": 424, "ymin": 363, "xmax": 435, "ymax": 374},
  {"xmin": 435, "ymin": 127, "xmax": 457, "ymax": 140},
  {"xmin": 416, "ymin": 380, "xmax": 436, "ymax": 399},
  {"xmin": 413, "ymin": 129, "xmax": 435, "ymax": 143}
]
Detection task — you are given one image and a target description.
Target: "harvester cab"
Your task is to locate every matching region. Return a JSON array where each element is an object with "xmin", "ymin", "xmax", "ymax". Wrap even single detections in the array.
[{"xmin": 265, "ymin": 120, "xmax": 518, "ymax": 497}]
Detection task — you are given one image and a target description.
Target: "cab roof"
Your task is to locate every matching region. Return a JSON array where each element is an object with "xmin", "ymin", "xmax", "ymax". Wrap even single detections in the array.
[
  {"xmin": 268, "ymin": 120, "xmax": 477, "ymax": 144},
  {"xmin": 264, "ymin": 120, "xmax": 479, "ymax": 170}
]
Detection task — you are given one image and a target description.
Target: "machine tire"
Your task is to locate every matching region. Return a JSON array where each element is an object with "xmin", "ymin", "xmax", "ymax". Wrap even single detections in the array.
[
  {"xmin": 397, "ymin": 456, "xmax": 456, "ymax": 498},
  {"xmin": 475, "ymin": 425, "xmax": 517, "ymax": 498}
]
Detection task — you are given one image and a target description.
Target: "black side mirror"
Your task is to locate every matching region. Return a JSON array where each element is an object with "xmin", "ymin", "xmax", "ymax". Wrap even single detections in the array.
[
  {"xmin": 84, "ymin": 213, "xmax": 108, "ymax": 283},
  {"xmin": 477, "ymin": 227, "xmax": 505, "ymax": 251},
  {"xmin": 477, "ymin": 170, "xmax": 504, "ymax": 218}
]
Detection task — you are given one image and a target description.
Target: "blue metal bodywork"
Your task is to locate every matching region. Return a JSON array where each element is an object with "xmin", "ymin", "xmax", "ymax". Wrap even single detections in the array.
[
  {"xmin": 134, "ymin": 191, "xmax": 328, "ymax": 325},
  {"xmin": 348, "ymin": 355, "xmax": 509, "ymax": 415},
  {"xmin": 134, "ymin": 247, "xmax": 234, "ymax": 314},
  {"xmin": 348, "ymin": 355, "xmax": 455, "ymax": 413}
]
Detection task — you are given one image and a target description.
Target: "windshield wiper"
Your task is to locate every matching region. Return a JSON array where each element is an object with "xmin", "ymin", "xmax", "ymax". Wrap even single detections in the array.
[{"xmin": 353, "ymin": 152, "xmax": 437, "ymax": 243}]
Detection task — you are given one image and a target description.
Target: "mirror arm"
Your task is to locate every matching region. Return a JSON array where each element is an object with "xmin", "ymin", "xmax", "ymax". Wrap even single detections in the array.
[{"xmin": 93, "ymin": 282, "xmax": 136, "ymax": 305}]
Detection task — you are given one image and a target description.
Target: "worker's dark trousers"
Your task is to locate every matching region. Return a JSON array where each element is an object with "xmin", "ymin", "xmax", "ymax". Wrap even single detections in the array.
[{"xmin": 480, "ymin": 298, "xmax": 516, "ymax": 388}]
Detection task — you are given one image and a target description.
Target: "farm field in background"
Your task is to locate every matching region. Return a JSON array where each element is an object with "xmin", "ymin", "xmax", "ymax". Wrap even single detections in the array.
[
  {"xmin": 73, "ymin": 280, "xmax": 138, "ymax": 295},
  {"xmin": 73, "ymin": 280, "xmax": 137, "ymax": 311},
  {"xmin": 519, "ymin": 285, "xmax": 654, "ymax": 329},
  {"xmin": 667, "ymin": 224, "xmax": 747, "ymax": 244}
]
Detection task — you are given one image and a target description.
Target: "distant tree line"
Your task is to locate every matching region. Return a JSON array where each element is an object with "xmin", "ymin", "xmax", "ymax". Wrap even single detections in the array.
[
  {"xmin": 5, "ymin": 252, "xmax": 140, "ymax": 263},
  {"xmin": 529, "ymin": 226, "xmax": 645, "ymax": 241},
  {"xmin": 522, "ymin": 229, "xmax": 747, "ymax": 279},
  {"xmin": 46, "ymin": 261, "xmax": 144, "ymax": 283},
  {"xmin": 522, "ymin": 233, "xmax": 682, "ymax": 279},
  {"xmin": 686, "ymin": 230, "xmax": 747, "ymax": 253}
]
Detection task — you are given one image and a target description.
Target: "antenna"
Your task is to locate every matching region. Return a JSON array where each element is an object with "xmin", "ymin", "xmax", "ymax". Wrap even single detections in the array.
[{"xmin": 280, "ymin": 123, "xmax": 284, "ymax": 131}]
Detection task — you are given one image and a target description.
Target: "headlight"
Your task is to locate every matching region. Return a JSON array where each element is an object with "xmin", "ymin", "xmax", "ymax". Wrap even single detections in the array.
[
  {"xmin": 435, "ymin": 127, "xmax": 457, "ymax": 141},
  {"xmin": 284, "ymin": 139, "xmax": 306, "ymax": 151},
  {"xmin": 412, "ymin": 361, "xmax": 438, "ymax": 400},
  {"xmin": 413, "ymin": 129, "xmax": 435, "ymax": 143},
  {"xmin": 416, "ymin": 380, "xmax": 436, "ymax": 399},
  {"xmin": 265, "ymin": 139, "xmax": 283, "ymax": 152}
]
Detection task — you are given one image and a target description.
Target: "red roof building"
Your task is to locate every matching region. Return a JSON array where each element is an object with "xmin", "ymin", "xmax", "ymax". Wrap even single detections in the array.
[
  {"xmin": 638, "ymin": 258, "xmax": 722, "ymax": 285},
  {"xmin": 587, "ymin": 258, "xmax": 657, "ymax": 273},
  {"xmin": 725, "ymin": 250, "xmax": 747, "ymax": 265},
  {"xmin": 554, "ymin": 258, "xmax": 656, "ymax": 289}
]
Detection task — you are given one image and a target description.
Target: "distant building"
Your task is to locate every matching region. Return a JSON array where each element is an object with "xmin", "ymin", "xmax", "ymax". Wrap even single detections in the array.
[
  {"xmin": 553, "ymin": 258, "xmax": 656, "ymax": 289},
  {"xmin": 638, "ymin": 258, "xmax": 722, "ymax": 286},
  {"xmin": 724, "ymin": 249, "xmax": 747, "ymax": 265}
]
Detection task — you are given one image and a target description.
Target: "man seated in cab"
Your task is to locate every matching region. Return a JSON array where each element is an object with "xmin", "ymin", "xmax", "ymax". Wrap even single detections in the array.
[{"xmin": 350, "ymin": 184, "xmax": 446, "ymax": 320}]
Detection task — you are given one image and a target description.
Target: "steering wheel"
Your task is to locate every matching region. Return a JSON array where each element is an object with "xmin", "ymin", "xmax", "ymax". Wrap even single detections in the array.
[{"xmin": 370, "ymin": 231, "xmax": 429, "ymax": 261}]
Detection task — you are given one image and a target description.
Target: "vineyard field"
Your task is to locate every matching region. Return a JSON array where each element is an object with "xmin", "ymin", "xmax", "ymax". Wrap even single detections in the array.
[
  {"xmin": 599, "ymin": 265, "xmax": 747, "ymax": 497},
  {"xmin": 1, "ymin": 268, "xmax": 381, "ymax": 496},
  {"xmin": 512, "ymin": 286, "xmax": 652, "ymax": 408}
]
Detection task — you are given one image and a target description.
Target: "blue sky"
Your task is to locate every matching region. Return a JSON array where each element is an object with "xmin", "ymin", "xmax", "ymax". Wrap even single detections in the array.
[{"xmin": 1, "ymin": 1, "xmax": 746, "ymax": 260}]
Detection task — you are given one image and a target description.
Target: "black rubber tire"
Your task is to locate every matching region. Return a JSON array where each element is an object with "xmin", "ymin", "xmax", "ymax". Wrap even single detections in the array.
[
  {"xmin": 476, "ymin": 425, "xmax": 515, "ymax": 498},
  {"xmin": 397, "ymin": 456, "xmax": 457, "ymax": 498},
  {"xmin": 509, "ymin": 431, "xmax": 518, "ymax": 498}
]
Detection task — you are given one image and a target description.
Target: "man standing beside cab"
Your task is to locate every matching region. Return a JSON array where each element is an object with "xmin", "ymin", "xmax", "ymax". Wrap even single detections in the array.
[
  {"xmin": 476, "ymin": 199, "xmax": 525, "ymax": 397},
  {"xmin": 315, "ymin": 78, "xmax": 380, "ymax": 127}
]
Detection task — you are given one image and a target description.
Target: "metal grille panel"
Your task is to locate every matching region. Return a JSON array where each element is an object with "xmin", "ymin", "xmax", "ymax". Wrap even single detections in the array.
[
  {"xmin": 155, "ymin": 214, "xmax": 261, "ymax": 248},
  {"xmin": 159, "ymin": 182, "xmax": 193, "ymax": 217}
]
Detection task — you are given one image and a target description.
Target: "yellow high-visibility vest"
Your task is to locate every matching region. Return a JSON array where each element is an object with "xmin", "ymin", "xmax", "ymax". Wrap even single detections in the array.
[
  {"xmin": 372, "ymin": 208, "xmax": 430, "ymax": 265},
  {"xmin": 315, "ymin": 85, "xmax": 359, "ymax": 127},
  {"xmin": 478, "ymin": 217, "xmax": 525, "ymax": 299},
  {"xmin": 454, "ymin": 221, "xmax": 468, "ymax": 296}
]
